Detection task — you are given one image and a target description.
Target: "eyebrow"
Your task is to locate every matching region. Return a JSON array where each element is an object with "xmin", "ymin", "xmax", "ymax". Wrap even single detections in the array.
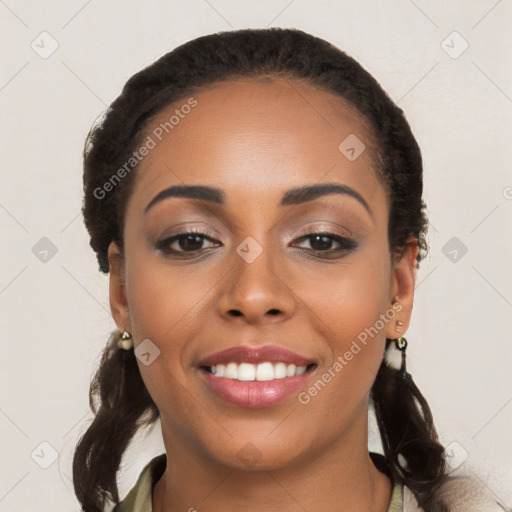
[{"xmin": 144, "ymin": 182, "xmax": 372, "ymax": 217}]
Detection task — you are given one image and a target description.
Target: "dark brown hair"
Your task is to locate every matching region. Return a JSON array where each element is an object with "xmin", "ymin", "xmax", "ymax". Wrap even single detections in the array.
[{"xmin": 75, "ymin": 27, "xmax": 450, "ymax": 511}]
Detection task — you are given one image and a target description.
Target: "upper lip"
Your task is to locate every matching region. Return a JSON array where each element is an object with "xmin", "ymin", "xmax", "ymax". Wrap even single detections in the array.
[{"xmin": 199, "ymin": 345, "xmax": 316, "ymax": 367}]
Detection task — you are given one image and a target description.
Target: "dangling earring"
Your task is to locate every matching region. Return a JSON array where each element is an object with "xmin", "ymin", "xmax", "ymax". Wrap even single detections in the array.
[
  {"xmin": 394, "ymin": 336, "xmax": 411, "ymax": 381},
  {"xmin": 119, "ymin": 331, "xmax": 133, "ymax": 351},
  {"xmin": 391, "ymin": 296, "xmax": 411, "ymax": 380}
]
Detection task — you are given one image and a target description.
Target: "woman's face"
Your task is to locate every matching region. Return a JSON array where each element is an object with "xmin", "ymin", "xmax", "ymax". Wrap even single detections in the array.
[{"xmin": 108, "ymin": 77, "xmax": 417, "ymax": 470}]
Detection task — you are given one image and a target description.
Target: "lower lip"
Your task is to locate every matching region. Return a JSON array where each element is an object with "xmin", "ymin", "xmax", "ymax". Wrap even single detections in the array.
[{"xmin": 200, "ymin": 367, "xmax": 315, "ymax": 408}]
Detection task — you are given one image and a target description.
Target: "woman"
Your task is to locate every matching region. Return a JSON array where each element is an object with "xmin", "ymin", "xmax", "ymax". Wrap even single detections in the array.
[{"xmin": 73, "ymin": 28, "xmax": 505, "ymax": 512}]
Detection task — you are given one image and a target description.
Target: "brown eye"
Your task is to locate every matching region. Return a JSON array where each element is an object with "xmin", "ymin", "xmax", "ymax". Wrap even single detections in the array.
[
  {"xmin": 292, "ymin": 231, "xmax": 357, "ymax": 255},
  {"xmin": 156, "ymin": 229, "xmax": 219, "ymax": 255}
]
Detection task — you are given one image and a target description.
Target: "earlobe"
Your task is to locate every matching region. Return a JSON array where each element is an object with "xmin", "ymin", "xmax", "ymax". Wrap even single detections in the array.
[
  {"xmin": 386, "ymin": 237, "xmax": 419, "ymax": 339},
  {"xmin": 107, "ymin": 241, "xmax": 131, "ymax": 333}
]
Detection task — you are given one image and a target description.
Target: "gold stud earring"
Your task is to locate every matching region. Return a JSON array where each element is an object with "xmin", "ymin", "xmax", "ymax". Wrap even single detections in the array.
[{"xmin": 120, "ymin": 331, "xmax": 133, "ymax": 350}]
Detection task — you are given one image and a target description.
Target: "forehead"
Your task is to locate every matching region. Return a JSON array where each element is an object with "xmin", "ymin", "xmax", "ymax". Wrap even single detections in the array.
[{"xmin": 127, "ymin": 77, "xmax": 386, "ymax": 216}]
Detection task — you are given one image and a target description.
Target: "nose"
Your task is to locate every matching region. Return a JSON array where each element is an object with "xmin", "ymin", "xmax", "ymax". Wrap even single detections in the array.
[{"xmin": 217, "ymin": 243, "xmax": 296, "ymax": 326}]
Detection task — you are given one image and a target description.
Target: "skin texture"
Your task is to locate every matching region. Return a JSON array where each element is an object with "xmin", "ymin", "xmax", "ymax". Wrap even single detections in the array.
[{"xmin": 108, "ymin": 78, "xmax": 419, "ymax": 512}]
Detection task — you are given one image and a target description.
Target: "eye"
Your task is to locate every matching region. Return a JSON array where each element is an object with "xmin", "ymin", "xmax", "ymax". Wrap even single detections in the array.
[
  {"xmin": 155, "ymin": 228, "xmax": 219, "ymax": 255},
  {"xmin": 292, "ymin": 229, "xmax": 357, "ymax": 255},
  {"xmin": 155, "ymin": 227, "xmax": 357, "ymax": 258}
]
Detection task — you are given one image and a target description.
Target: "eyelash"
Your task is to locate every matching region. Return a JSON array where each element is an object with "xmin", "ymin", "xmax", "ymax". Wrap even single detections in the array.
[{"xmin": 155, "ymin": 227, "xmax": 357, "ymax": 258}]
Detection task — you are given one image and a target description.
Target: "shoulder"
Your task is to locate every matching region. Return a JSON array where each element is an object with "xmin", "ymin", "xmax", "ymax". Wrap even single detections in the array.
[
  {"xmin": 112, "ymin": 453, "xmax": 167, "ymax": 512},
  {"xmin": 436, "ymin": 474, "xmax": 508, "ymax": 512},
  {"xmin": 402, "ymin": 474, "xmax": 508, "ymax": 512}
]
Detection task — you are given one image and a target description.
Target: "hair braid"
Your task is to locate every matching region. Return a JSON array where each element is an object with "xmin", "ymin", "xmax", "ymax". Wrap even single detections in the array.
[
  {"xmin": 73, "ymin": 331, "xmax": 159, "ymax": 512},
  {"xmin": 371, "ymin": 339, "xmax": 449, "ymax": 511}
]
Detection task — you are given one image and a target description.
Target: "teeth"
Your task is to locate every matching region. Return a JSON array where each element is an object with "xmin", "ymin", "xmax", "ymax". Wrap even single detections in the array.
[{"xmin": 208, "ymin": 362, "xmax": 309, "ymax": 381}]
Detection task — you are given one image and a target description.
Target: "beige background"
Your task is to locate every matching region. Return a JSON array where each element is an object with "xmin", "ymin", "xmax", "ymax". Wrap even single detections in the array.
[{"xmin": 1, "ymin": 0, "xmax": 511, "ymax": 510}]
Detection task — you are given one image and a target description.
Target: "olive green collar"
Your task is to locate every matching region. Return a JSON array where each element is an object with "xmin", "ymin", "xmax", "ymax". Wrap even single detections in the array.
[{"xmin": 113, "ymin": 452, "xmax": 403, "ymax": 512}]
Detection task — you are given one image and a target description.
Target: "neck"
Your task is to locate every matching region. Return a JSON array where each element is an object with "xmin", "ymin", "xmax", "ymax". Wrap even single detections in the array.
[{"xmin": 153, "ymin": 415, "xmax": 392, "ymax": 512}]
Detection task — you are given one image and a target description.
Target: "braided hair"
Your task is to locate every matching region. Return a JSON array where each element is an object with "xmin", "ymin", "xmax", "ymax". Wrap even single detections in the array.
[{"xmin": 74, "ymin": 27, "xmax": 450, "ymax": 511}]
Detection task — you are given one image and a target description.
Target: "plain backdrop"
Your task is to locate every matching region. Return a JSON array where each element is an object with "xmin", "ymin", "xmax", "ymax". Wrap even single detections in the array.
[{"xmin": 1, "ymin": 1, "xmax": 511, "ymax": 510}]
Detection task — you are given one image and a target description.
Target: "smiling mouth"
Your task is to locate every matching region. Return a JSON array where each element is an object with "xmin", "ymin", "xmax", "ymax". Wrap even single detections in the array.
[
  {"xmin": 199, "ymin": 362, "xmax": 318, "ymax": 408},
  {"xmin": 201, "ymin": 362, "xmax": 318, "ymax": 381}
]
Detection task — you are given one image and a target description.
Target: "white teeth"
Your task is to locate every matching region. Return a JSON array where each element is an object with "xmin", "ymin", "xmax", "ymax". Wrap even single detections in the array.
[
  {"xmin": 274, "ymin": 362, "xmax": 287, "ymax": 379},
  {"xmin": 225, "ymin": 362, "xmax": 238, "ymax": 379},
  {"xmin": 207, "ymin": 362, "xmax": 309, "ymax": 381},
  {"xmin": 255, "ymin": 362, "xmax": 274, "ymax": 381},
  {"xmin": 286, "ymin": 364, "xmax": 296, "ymax": 377},
  {"xmin": 238, "ymin": 362, "xmax": 256, "ymax": 381}
]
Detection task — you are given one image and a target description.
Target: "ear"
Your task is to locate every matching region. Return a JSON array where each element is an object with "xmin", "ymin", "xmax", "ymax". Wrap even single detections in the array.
[
  {"xmin": 385, "ymin": 236, "xmax": 419, "ymax": 339},
  {"xmin": 108, "ymin": 241, "xmax": 132, "ymax": 333}
]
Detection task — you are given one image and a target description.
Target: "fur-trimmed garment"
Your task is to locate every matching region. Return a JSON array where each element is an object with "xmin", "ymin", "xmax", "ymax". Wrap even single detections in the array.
[{"xmin": 403, "ymin": 471, "xmax": 509, "ymax": 511}]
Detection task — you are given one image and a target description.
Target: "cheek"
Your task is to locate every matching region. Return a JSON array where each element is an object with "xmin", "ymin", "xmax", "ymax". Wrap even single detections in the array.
[
  {"xmin": 299, "ymin": 250, "xmax": 392, "ymax": 404},
  {"xmin": 123, "ymin": 255, "xmax": 210, "ymax": 403},
  {"xmin": 328, "ymin": 263, "xmax": 391, "ymax": 346},
  {"xmin": 126, "ymin": 253, "xmax": 209, "ymax": 341},
  {"xmin": 307, "ymin": 243, "xmax": 391, "ymax": 339}
]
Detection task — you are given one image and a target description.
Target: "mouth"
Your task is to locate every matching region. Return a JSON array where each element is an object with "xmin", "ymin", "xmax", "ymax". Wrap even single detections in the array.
[
  {"xmin": 198, "ymin": 362, "xmax": 318, "ymax": 408},
  {"xmin": 201, "ymin": 361, "xmax": 318, "ymax": 380}
]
